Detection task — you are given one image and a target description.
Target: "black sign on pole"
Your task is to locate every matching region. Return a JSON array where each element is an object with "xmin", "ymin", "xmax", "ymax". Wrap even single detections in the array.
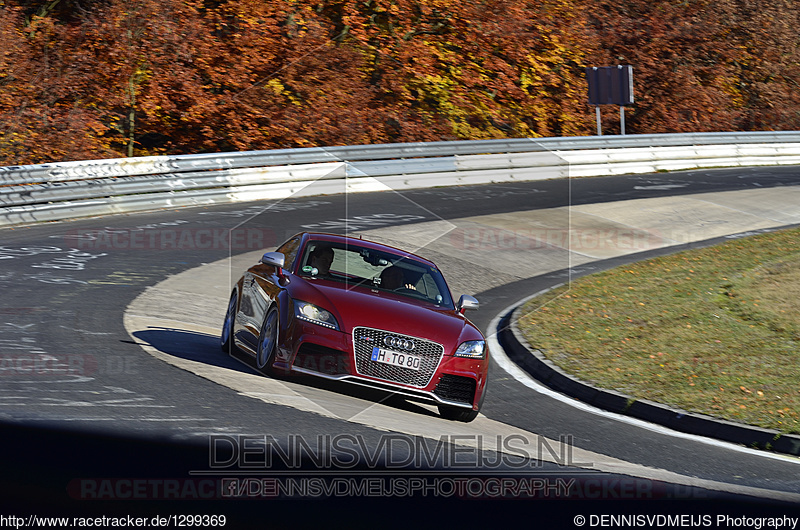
[
  {"xmin": 586, "ymin": 65, "xmax": 634, "ymax": 135},
  {"xmin": 586, "ymin": 66, "xmax": 634, "ymax": 105}
]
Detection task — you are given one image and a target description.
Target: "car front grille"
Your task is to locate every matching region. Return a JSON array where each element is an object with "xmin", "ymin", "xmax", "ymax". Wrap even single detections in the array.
[{"xmin": 352, "ymin": 326, "xmax": 444, "ymax": 388}]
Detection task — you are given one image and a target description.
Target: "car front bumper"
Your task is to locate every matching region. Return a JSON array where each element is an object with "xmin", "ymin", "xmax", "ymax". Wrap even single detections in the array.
[{"xmin": 281, "ymin": 321, "xmax": 487, "ymax": 410}]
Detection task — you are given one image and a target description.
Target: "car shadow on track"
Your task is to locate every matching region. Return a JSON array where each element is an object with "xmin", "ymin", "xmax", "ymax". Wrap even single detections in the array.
[
  {"xmin": 130, "ymin": 328, "xmax": 253, "ymax": 374},
  {"xmin": 130, "ymin": 327, "xmax": 441, "ymax": 420}
]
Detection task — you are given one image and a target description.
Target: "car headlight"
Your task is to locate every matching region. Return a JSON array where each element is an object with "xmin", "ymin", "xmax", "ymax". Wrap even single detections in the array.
[
  {"xmin": 294, "ymin": 300, "xmax": 339, "ymax": 330},
  {"xmin": 454, "ymin": 340, "xmax": 485, "ymax": 359}
]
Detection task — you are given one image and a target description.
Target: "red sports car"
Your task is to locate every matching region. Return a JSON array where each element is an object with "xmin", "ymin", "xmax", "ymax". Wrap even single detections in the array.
[{"xmin": 221, "ymin": 232, "xmax": 488, "ymax": 421}]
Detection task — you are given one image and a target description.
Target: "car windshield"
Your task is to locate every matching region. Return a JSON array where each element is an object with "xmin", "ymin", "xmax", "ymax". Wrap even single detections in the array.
[{"xmin": 297, "ymin": 240, "xmax": 454, "ymax": 308}]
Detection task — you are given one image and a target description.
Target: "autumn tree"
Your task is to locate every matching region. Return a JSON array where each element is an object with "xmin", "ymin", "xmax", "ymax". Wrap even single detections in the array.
[
  {"xmin": 327, "ymin": 0, "xmax": 597, "ymax": 140},
  {"xmin": 3, "ymin": 0, "xmax": 800, "ymax": 165},
  {"xmin": 197, "ymin": 0, "xmax": 392, "ymax": 151},
  {"xmin": 0, "ymin": 4, "xmax": 112, "ymax": 165},
  {"xmin": 583, "ymin": 0, "xmax": 747, "ymax": 134},
  {"xmin": 728, "ymin": 0, "xmax": 800, "ymax": 130},
  {"xmin": 74, "ymin": 0, "xmax": 216, "ymax": 156}
]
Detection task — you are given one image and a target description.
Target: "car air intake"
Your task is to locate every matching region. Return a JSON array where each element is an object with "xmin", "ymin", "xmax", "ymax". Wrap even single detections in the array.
[{"xmin": 433, "ymin": 374, "xmax": 477, "ymax": 404}]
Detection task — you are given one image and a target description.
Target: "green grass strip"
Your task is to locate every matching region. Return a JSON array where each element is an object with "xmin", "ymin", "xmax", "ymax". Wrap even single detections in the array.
[{"xmin": 518, "ymin": 227, "xmax": 800, "ymax": 434}]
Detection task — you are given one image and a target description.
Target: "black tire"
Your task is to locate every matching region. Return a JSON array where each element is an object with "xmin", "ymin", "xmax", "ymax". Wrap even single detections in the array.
[
  {"xmin": 438, "ymin": 405, "xmax": 480, "ymax": 422},
  {"xmin": 256, "ymin": 307, "xmax": 279, "ymax": 374},
  {"xmin": 220, "ymin": 289, "xmax": 238, "ymax": 354}
]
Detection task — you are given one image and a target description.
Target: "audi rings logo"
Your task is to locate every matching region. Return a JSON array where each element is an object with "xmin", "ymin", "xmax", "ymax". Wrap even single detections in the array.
[{"xmin": 383, "ymin": 335, "xmax": 415, "ymax": 351}]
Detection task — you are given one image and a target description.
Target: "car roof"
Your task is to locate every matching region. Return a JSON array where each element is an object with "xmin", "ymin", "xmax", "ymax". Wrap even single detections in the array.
[{"xmin": 297, "ymin": 232, "xmax": 438, "ymax": 268}]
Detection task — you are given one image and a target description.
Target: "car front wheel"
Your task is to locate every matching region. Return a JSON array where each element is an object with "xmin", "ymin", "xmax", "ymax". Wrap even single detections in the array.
[
  {"xmin": 220, "ymin": 289, "xmax": 238, "ymax": 354},
  {"xmin": 256, "ymin": 307, "xmax": 279, "ymax": 374},
  {"xmin": 438, "ymin": 405, "xmax": 479, "ymax": 422}
]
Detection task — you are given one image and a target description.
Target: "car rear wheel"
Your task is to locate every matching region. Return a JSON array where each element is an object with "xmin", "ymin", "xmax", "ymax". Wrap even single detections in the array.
[
  {"xmin": 438, "ymin": 405, "xmax": 479, "ymax": 422},
  {"xmin": 256, "ymin": 307, "xmax": 279, "ymax": 374},
  {"xmin": 220, "ymin": 289, "xmax": 238, "ymax": 354}
]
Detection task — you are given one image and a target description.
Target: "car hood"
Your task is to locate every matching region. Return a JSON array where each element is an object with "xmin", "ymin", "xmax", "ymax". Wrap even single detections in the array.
[{"xmin": 293, "ymin": 278, "xmax": 482, "ymax": 347}]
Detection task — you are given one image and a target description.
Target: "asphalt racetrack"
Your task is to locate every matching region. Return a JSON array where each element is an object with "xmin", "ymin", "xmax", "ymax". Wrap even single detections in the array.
[{"xmin": 2, "ymin": 166, "xmax": 800, "ymax": 526}]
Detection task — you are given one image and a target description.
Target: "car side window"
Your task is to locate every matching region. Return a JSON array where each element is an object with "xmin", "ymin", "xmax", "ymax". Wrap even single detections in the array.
[{"xmin": 276, "ymin": 238, "xmax": 301, "ymax": 270}]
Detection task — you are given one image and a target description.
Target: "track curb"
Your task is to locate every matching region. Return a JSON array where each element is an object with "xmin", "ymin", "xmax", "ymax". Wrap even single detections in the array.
[{"xmin": 497, "ymin": 295, "xmax": 800, "ymax": 458}]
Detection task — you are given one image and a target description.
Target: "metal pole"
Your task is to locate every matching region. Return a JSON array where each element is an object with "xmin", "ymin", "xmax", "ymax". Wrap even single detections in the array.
[
  {"xmin": 596, "ymin": 106, "xmax": 602, "ymax": 136},
  {"xmin": 620, "ymin": 106, "xmax": 626, "ymax": 135}
]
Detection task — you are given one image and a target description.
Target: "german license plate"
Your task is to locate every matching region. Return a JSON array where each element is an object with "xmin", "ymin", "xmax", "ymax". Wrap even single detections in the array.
[{"xmin": 371, "ymin": 347, "xmax": 421, "ymax": 371}]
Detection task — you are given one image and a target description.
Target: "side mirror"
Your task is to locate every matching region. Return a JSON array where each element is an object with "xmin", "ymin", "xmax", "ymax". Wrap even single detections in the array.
[
  {"xmin": 260, "ymin": 252, "xmax": 285, "ymax": 268},
  {"xmin": 457, "ymin": 295, "xmax": 479, "ymax": 314},
  {"xmin": 260, "ymin": 252, "xmax": 289, "ymax": 285}
]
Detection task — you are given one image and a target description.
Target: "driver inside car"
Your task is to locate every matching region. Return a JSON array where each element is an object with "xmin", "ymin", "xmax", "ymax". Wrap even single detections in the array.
[
  {"xmin": 308, "ymin": 245, "xmax": 334, "ymax": 276},
  {"xmin": 379, "ymin": 265, "xmax": 416, "ymax": 290}
]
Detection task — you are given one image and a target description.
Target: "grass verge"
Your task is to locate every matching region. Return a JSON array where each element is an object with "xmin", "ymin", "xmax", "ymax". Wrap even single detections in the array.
[{"xmin": 517, "ymin": 227, "xmax": 800, "ymax": 434}]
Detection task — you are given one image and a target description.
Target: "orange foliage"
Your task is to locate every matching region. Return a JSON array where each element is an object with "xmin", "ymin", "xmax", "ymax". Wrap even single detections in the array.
[{"xmin": 1, "ymin": 0, "xmax": 799, "ymax": 164}]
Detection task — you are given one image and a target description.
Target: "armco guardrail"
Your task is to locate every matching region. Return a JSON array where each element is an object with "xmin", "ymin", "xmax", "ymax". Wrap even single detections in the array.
[{"xmin": 2, "ymin": 131, "xmax": 800, "ymax": 227}]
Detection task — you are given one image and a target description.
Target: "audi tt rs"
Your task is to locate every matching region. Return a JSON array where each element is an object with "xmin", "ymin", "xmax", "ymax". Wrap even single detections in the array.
[{"xmin": 220, "ymin": 232, "xmax": 488, "ymax": 421}]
